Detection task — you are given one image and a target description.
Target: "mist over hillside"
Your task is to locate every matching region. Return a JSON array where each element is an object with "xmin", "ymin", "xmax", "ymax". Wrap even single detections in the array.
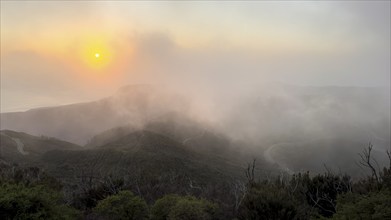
[
  {"xmin": 1, "ymin": 84, "xmax": 389, "ymax": 174},
  {"xmin": 1, "ymin": 1, "xmax": 391, "ymax": 219}
]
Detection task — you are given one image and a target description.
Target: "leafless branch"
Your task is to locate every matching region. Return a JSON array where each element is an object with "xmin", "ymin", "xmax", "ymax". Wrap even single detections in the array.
[
  {"xmin": 357, "ymin": 142, "xmax": 379, "ymax": 183},
  {"xmin": 245, "ymin": 159, "xmax": 256, "ymax": 184}
]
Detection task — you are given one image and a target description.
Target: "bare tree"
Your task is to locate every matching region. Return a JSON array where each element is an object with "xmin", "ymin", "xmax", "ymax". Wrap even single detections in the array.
[
  {"xmin": 231, "ymin": 180, "xmax": 247, "ymax": 213},
  {"xmin": 307, "ymin": 187, "xmax": 337, "ymax": 215},
  {"xmin": 245, "ymin": 159, "xmax": 256, "ymax": 185},
  {"xmin": 358, "ymin": 142, "xmax": 379, "ymax": 184}
]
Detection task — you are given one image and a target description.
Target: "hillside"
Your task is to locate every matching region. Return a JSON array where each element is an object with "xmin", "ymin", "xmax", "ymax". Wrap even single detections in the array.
[
  {"xmin": 2, "ymin": 85, "xmax": 389, "ymax": 149},
  {"xmin": 1, "ymin": 84, "xmax": 389, "ymax": 176},
  {"xmin": 0, "ymin": 128, "xmax": 252, "ymax": 205},
  {"xmin": 0, "ymin": 85, "xmax": 191, "ymax": 145},
  {"xmin": 0, "ymin": 130, "xmax": 81, "ymax": 164},
  {"xmin": 268, "ymin": 138, "xmax": 391, "ymax": 176},
  {"xmin": 85, "ymin": 121, "xmax": 267, "ymax": 177},
  {"xmin": 43, "ymin": 130, "xmax": 246, "ymax": 179},
  {"xmin": 0, "ymin": 127, "xmax": 254, "ymax": 186},
  {"xmin": 87, "ymin": 113, "xmax": 242, "ymax": 158},
  {"xmin": 36, "ymin": 129, "xmax": 251, "ymax": 204}
]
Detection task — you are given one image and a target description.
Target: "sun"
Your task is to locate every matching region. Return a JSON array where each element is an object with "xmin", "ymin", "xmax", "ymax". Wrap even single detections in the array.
[
  {"xmin": 73, "ymin": 34, "xmax": 133, "ymax": 74},
  {"xmin": 79, "ymin": 41, "xmax": 112, "ymax": 70},
  {"xmin": 86, "ymin": 50, "xmax": 107, "ymax": 69}
]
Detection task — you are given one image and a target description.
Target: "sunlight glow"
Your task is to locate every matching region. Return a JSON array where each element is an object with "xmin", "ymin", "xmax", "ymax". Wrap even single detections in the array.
[{"xmin": 78, "ymin": 36, "xmax": 113, "ymax": 71}]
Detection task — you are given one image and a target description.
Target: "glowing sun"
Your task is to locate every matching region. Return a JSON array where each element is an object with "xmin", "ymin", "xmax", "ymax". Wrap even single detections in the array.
[{"xmin": 75, "ymin": 35, "xmax": 114, "ymax": 71}]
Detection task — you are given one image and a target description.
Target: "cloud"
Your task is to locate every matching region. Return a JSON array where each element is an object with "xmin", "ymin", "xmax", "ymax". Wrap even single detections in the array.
[{"xmin": 1, "ymin": 2, "xmax": 390, "ymax": 112}]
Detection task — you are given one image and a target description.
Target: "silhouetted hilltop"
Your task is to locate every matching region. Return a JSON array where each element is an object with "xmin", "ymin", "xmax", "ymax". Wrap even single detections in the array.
[{"xmin": 0, "ymin": 85, "xmax": 190, "ymax": 144}]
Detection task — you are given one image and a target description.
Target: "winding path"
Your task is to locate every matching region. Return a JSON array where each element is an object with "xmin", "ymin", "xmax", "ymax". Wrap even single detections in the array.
[
  {"xmin": 0, "ymin": 132, "xmax": 29, "ymax": 155},
  {"xmin": 264, "ymin": 143, "xmax": 293, "ymax": 174},
  {"xmin": 182, "ymin": 129, "xmax": 207, "ymax": 145}
]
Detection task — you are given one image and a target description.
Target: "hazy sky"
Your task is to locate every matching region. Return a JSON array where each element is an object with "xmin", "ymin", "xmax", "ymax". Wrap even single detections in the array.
[{"xmin": 1, "ymin": 1, "xmax": 390, "ymax": 112}]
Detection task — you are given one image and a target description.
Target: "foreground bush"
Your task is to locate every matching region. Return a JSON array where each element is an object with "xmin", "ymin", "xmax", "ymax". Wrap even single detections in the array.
[
  {"xmin": 0, "ymin": 183, "xmax": 79, "ymax": 220},
  {"xmin": 237, "ymin": 183, "xmax": 304, "ymax": 220},
  {"xmin": 93, "ymin": 190, "xmax": 148, "ymax": 220},
  {"xmin": 150, "ymin": 194, "xmax": 218, "ymax": 220},
  {"xmin": 332, "ymin": 189, "xmax": 391, "ymax": 220}
]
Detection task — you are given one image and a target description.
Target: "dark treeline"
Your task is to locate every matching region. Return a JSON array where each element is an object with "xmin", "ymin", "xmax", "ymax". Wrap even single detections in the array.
[{"xmin": 1, "ymin": 143, "xmax": 390, "ymax": 220}]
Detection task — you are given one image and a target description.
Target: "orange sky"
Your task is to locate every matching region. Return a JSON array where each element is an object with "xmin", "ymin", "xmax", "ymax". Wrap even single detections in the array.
[{"xmin": 1, "ymin": 1, "xmax": 390, "ymax": 112}]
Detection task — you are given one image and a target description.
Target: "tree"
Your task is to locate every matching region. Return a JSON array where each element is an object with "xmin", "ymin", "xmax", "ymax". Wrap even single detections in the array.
[
  {"xmin": 0, "ymin": 183, "xmax": 79, "ymax": 220},
  {"xmin": 93, "ymin": 190, "xmax": 148, "ymax": 220},
  {"xmin": 358, "ymin": 142, "xmax": 380, "ymax": 185}
]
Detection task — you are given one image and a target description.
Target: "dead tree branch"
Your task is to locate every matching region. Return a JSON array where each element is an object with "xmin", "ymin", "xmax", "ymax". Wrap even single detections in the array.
[{"xmin": 358, "ymin": 142, "xmax": 379, "ymax": 183}]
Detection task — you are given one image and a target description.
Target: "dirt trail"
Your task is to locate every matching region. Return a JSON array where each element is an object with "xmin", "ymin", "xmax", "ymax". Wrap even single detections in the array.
[
  {"xmin": 264, "ymin": 143, "xmax": 293, "ymax": 174},
  {"xmin": 0, "ymin": 132, "xmax": 29, "ymax": 155}
]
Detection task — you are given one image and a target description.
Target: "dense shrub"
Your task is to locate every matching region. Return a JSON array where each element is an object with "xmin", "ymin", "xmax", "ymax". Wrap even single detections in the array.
[
  {"xmin": 0, "ymin": 163, "xmax": 62, "ymax": 190},
  {"xmin": 237, "ymin": 183, "xmax": 303, "ymax": 220},
  {"xmin": 93, "ymin": 190, "xmax": 148, "ymax": 220},
  {"xmin": 0, "ymin": 183, "xmax": 79, "ymax": 220},
  {"xmin": 150, "ymin": 194, "xmax": 218, "ymax": 220},
  {"xmin": 1, "ymin": 145, "xmax": 389, "ymax": 220},
  {"xmin": 150, "ymin": 194, "xmax": 180, "ymax": 220},
  {"xmin": 332, "ymin": 189, "xmax": 391, "ymax": 220}
]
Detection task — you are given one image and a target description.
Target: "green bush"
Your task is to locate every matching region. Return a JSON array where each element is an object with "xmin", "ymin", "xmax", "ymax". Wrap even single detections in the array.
[
  {"xmin": 0, "ymin": 183, "xmax": 79, "ymax": 220},
  {"xmin": 332, "ymin": 189, "xmax": 391, "ymax": 220},
  {"xmin": 150, "ymin": 194, "xmax": 218, "ymax": 220},
  {"xmin": 93, "ymin": 190, "xmax": 148, "ymax": 220},
  {"xmin": 237, "ymin": 183, "xmax": 302, "ymax": 220},
  {"xmin": 150, "ymin": 194, "xmax": 180, "ymax": 220}
]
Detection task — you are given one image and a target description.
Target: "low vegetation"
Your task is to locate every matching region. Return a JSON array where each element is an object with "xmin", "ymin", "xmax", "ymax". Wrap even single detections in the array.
[{"xmin": 0, "ymin": 143, "xmax": 390, "ymax": 219}]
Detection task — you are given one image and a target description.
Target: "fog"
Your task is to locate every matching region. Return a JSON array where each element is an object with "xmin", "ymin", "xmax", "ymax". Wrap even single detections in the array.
[
  {"xmin": 1, "ymin": 1, "xmax": 390, "ymax": 173},
  {"xmin": 1, "ymin": 83, "xmax": 389, "ymax": 151},
  {"xmin": 2, "ymin": 1, "xmax": 390, "ymax": 112}
]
